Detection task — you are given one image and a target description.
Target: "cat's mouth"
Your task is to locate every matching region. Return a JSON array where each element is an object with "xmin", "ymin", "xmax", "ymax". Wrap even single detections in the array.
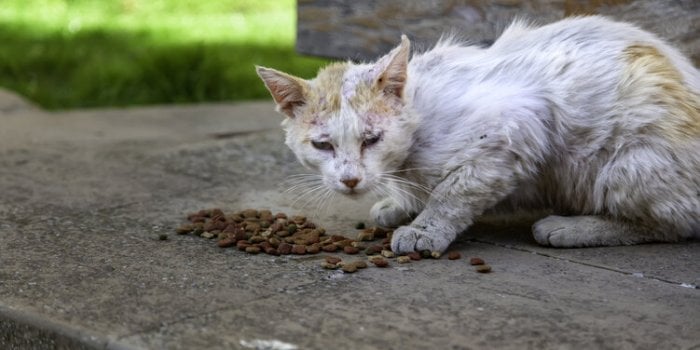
[{"xmin": 337, "ymin": 187, "xmax": 369, "ymax": 197}]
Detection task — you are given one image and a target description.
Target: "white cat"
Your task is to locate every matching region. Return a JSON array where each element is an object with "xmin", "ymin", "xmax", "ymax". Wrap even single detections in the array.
[{"xmin": 256, "ymin": 16, "xmax": 699, "ymax": 254}]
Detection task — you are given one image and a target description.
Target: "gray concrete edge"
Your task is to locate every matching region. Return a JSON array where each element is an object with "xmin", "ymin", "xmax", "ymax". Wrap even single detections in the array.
[{"xmin": 0, "ymin": 303, "xmax": 137, "ymax": 350}]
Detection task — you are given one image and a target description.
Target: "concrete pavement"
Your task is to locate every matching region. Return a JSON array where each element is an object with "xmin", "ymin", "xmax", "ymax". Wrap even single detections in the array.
[{"xmin": 0, "ymin": 89, "xmax": 698, "ymax": 349}]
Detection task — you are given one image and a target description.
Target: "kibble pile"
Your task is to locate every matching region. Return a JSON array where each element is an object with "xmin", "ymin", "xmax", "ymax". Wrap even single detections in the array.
[{"xmin": 175, "ymin": 208, "xmax": 492, "ymax": 274}]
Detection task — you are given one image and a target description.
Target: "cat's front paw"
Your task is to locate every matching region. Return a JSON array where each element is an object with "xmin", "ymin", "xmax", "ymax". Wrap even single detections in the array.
[
  {"xmin": 391, "ymin": 225, "xmax": 452, "ymax": 254},
  {"xmin": 370, "ymin": 198, "xmax": 412, "ymax": 227}
]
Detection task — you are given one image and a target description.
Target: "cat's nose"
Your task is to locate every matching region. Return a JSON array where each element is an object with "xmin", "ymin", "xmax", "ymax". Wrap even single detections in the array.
[{"xmin": 341, "ymin": 177, "xmax": 360, "ymax": 189}]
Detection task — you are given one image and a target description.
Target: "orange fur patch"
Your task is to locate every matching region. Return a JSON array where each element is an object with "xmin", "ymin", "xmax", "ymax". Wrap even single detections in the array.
[
  {"xmin": 621, "ymin": 44, "xmax": 700, "ymax": 141},
  {"xmin": 298, "ymin": 62, "xmax": 348, "ymax": 122}
]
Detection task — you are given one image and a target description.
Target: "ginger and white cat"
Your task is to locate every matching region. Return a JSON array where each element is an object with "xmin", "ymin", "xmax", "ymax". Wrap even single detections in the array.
[{"xmin": 257, "ymin": 16, "xmax": 699, "ymax": 253}]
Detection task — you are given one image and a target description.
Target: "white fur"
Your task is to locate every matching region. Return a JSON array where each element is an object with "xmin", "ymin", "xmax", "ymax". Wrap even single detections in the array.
[
  {"xmin": 266, "ymin": 16, "xmax": 700, "ymax": 253},
  {"xmin": 386, "ymin": 16, "xmax": 700, "ymax": 252}
]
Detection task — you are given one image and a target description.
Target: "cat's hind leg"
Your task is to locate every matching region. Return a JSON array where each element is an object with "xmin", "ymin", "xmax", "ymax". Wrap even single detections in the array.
[{"xmin": 532, "ymin": 215, "xmax": 682, "ymax": 247}]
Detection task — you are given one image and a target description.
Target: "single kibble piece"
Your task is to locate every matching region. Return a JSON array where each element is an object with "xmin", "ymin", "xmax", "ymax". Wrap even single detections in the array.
[
  {"xmin": 355, "ymin": 222, "xmax": 366, "ymax": 230},
  {"xmin": 191, "ymin": 223, "xmax": 205, "ymax": 235},
  {"xmin": 365, "ymin": 245, "xmax": 383, "ymax": 255},
  {"xmin": 381, "ymin": 250, "xmax": 395, "ymax": 258},
  {"xmin": 217, "ymin": 237, "xmax": 237, "ymax": 248},
  {"xmin": 321, "ymin": 262, "xmax": 339, "ymax": 270},
  {"xmin": 245, "ymin": 222, "xmax": 261, "ymax": 233},
  {"xmin": 233, "ymin": 230, "xmax": 248, "ymax": 242},
  {"xmin": 264, "ymin": 247, "xmax": 279, "ymax": 256},
  {"xmin": 245, "ymin": 246, "xmax": 261, "ymax": 254},
  {"xmin": 242, "ymin": 209, "xmax": 259, "ymax": 218},
  {"xmin": 406, "ymin": 252, "xmax": 422, "ymax": 261},
  {"xmin": 268, "ymin": 237, "xmax": 281, "ymax": 247},
  {"xmin": 287, "ymin": 224, "xmax": 297, "ymax": 235},
  {"xmin": 356, "ymin": 230, "xmax": 374, "ymax": 241},
  {"xmin": 236, "ymin": 240, "xmax": 251, "ymax": 251},
  {"xmin": 370, "ymin": 257, "xmax": 389, "ymax": 268},
  {"xmin": 292, "ymin": 215, "xmax": 306, "ymax": 225},
  {"xmin": 475, "ymin": 264, "xmax": 492, "ymax": 273},
  {"xmin": 333, "ymin": 239, "xmax": 353, "ymax": 248},
  {"xmin": 351, "ymin": 261, "xmax": 368, "ymax": 269},
  {"xmin": 322, "ymin": 244, "xmax": 338, "ymax": 253},
  {"xmin": 397, "ymin": 256, "xmax": 411, "ymax": 264},
  {"xmin": 447, "ymin": 251, "xmax": 461, "ymax": 260},
  {"xmin": 343, "ymin": 246, "xmax": 360, "ymax": 255},
  {"xmin": 306, "ymin": 244, "xmax": 321, "ymax": 254},
  {"xmin": 158, "ymin": 234, "xmax": 168, "ymax": 241},
  {"xmin": 291, "ymin": 244, "xmax": 307, "ymax": 255},
  {"xmin": 175, "ymin": 224, "xmax": 193, "ymax": 234},
  {"xmin": 259, "ymin": 209, "xmax": 273, "ymax": 219},
  {"xmin": 372, "ymin": 227, "xmax": 389, "ymax": 239},
  {"xmin": 277, "ymin": 242, "xmax": 293, "ymax": 255},
  {"xmin": 420, "ymin": 250, "xmax": 432, "ymax": 259},
  {"xmin": 342, "ymin": 264, "xmax": 358, "ymax": 273},
  {"xmin": 469, "ymin": 257, "xmax": 485, "ymax": 265},
  {"xmin": 249, "ymin": 235, "xmax": 266, "ymax": 243},
  {"xmin": 430, "ymin": 251, "xmax": 442, "ymax": 259},
  {"xmin": 325, "ymin": 256, "xmax": 342, "ymax": 265},
  {"xmin": 351, "ymin": 241, "xmax": 367, "ymax": 249},
  {"xmin": 190, "ymin": 216, "xmax": 206, "ymax": 224}
]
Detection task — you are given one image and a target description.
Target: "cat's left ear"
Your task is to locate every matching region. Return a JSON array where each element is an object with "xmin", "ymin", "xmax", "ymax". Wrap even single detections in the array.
[{"xmin": 374, "ymin": 35, "xmax": 411, "ymax": 100}]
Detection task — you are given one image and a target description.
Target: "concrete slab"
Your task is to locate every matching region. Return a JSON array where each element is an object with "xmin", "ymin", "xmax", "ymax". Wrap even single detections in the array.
[
  {"xmin": 465, "ymin": 220, "xmax": 700, "ymax": 287},
  {"xmin": 120, "ymin": 241, "xmax": 700, "ymax": 349},
  {"xmin": 0, "ymin": 88, "xmax": 698, "ymax": 349}
]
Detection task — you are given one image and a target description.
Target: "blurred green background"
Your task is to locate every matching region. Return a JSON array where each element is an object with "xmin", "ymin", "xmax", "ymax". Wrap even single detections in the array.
[{"xmin": 0, "ymin": 0, "xmax": 328, "ymax": 109}]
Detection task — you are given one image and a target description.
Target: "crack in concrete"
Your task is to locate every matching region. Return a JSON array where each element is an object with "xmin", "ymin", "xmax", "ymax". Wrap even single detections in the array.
[
  {"xmin": 208, "ymin": 129, "xmax": 272, "ymax": 139},
  {"xmin": 468, "ymin": 238, "xmax": 699, "ymax": 289}
]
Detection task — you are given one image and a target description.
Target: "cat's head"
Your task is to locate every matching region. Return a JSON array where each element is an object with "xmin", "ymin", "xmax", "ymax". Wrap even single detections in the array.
[{"xmin": 256, "ymin": 36, "xmax": 418, "ymax": 197}]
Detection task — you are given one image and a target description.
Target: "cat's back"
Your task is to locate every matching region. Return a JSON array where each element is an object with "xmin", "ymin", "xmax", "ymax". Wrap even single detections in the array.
[{"xmin": 490, "ymin": 16, "xmax": 699, "ymax": 91}]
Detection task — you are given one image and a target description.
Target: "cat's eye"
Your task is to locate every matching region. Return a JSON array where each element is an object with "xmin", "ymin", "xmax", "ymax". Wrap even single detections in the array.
[
  {"xmin": 311, "ymin": 140, "xmax": 334, "ymax": 151},
  {"xmin": 362, "ymin": 135, "xmax": 381, "ymax": 148}
]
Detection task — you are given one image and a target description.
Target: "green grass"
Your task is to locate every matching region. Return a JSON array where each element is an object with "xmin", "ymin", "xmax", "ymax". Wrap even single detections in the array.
[{"xmin": 0, "ymin": 0, "xmax": 329, "ymax": 109}]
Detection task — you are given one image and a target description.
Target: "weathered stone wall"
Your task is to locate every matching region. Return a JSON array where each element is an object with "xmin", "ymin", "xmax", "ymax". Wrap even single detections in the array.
[{"xmin": 297, "ymin": 0, "xmax": 699, "ymax": 65}]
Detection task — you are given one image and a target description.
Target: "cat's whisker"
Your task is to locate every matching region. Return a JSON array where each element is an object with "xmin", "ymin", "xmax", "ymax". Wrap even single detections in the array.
[
  {"xmin": 282, "ymin": 174, "xmax": 324, "ymax": 195},
  {"xmin": 318, "ymin": 188, "xmax": 336, "ymax": 218},
  {"xmin": 381, "ymin": 174, "xmax": 432, "ymax": 195},
  {"xmin": 383, "ymin": 180, "xmax": 420, "ymax": 220},
  {"xmin": 379, "ymin": 175, "xmax": 433, "ymax": 201},
  {"xmin": 285, "ymin": 173, "xmax": 322, "ymax": 179},
  {"xmin": 288, "ymin": 183, "xmax": 327, "ymax": 209},
  {"xmin": 390, "ymin": 180, "xmax": 427, "ymax": 207},
  {"xmin": 296, "ymin": 183, "xmax": 335, "ymax": 212}
]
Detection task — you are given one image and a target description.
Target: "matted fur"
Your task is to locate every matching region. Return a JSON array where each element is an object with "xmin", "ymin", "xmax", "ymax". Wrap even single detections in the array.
[{"xmin": 257, "ymin": 16, "xmax": 699, "ymax": 253}]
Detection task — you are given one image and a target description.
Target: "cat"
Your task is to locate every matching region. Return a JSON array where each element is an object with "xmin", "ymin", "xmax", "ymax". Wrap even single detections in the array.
[{"xmin": 256, "ymin": 15, "xmax": 699, "ymax": 254}]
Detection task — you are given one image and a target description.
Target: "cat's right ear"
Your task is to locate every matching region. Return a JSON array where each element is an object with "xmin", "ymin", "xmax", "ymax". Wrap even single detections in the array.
[{"xmin": 256, "ymin": 66, "xmax": 309, "ymax": 118}]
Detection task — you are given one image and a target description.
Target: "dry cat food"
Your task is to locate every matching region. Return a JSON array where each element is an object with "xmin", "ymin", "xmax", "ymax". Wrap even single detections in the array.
[
  {"xmin": 475, "ymin": 264, "xmax": 492, "ymax": 273},
  {"xmin": 469, "ymin": 257, "xmax": 492, "ymax": 273},
  {"xmin": 469, "ymin": 257, "xmax": 485, "ymax": 266},
  {"xmin": 396, "ymin": 256, "xmax": 411, "ymax": 264},
  {"xmin": 447, "ymin": 251, "xmax": 461, "ymax": 260},
  {"xmin": 175, "ymin": 208, "xmax": 490, "ymax": 274}
]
